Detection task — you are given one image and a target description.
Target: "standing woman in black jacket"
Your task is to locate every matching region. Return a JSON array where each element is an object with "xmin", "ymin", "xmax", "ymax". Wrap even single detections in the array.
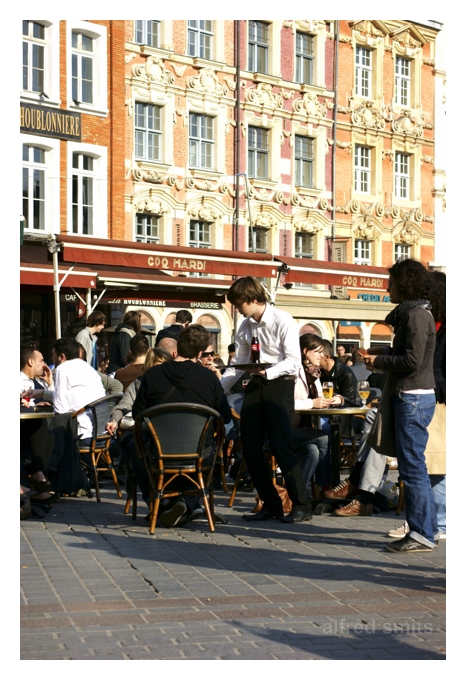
[{"xmin": 366, "ymin": 259, "xmax": 437, "ymax": 552}]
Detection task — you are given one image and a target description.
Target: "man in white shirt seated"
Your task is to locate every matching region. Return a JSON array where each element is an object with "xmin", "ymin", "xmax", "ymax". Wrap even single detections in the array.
[
  {"xmin": 20, "ymin": 345, "xmax": 54, "ymax": 405},
  {"xmin": 52, "ymin": 337, "xmax": 105, "ymax": 441}
]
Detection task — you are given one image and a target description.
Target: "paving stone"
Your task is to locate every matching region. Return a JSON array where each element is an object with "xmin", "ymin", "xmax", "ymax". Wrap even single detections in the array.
[{"xmin": 20, "ymin": 488, "xmax": 445, "ymax": 660}]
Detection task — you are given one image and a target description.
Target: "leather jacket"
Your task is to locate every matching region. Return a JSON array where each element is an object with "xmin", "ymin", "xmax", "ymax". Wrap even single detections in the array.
[{"xmin": 321, "ymin": 357, "xmax": 360, "ymax": 405}]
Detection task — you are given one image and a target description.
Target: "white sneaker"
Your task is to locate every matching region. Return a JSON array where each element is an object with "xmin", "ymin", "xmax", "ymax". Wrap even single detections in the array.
[
  {"xmin": 437, "ymin": 531, "xmax": 446, "ymax": 540},
  {"xmin": 387, "ymin": 521, "xmax": 409, "ymax": 538}
]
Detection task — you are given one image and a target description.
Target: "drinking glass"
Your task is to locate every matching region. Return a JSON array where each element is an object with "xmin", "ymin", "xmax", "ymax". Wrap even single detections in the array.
[
  {"xmin": 322, "ymin": 382, "xmax": 334, "ymax": 399},
  {"xmin": 358, "ymin": 380, "xmax": 370, "ymax": 406}
]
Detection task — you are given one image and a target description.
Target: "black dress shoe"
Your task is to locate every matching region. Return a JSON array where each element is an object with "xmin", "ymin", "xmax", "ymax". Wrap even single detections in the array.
[
  {"xmin": 243, "ymin": 507, "xmax": 284, "ymax": 522},
  {"xmin": 283, "ymin": 509, "xmax": 313, "ymax": 523}
]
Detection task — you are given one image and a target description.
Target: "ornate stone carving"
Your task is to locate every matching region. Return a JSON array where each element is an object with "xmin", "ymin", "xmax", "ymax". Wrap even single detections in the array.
[
  {"xmin": 421, "ymin": 155, "xmax": 433, "ymax": 164},
  {"xmin": 293, "ymin": 92, "xmax": 327, "ymax": 119},
  {"xmin": 167, "ymin": 175, "xmax": 183, "ymax": 190},
  {"xmin": 245, "ymin": 82, "xmax": 283, "ymax": 110},
  {"xmin": 131, "ymin": 56, "xmax": 175, "ymax": 85},
  {"xmin": 421, "ymin": 115, "xmax": 434, "ymax": 130},
  {"xmin": 134, "ymin": 198, "xmax": 169, "ymax": 215},
  {"xmin": 252, "ymin": 212, "xmax": 278, "ymax": 229},
  {"xmin": 291, "ymin": 192, "xmax": 316, "ymax": 209},
  {"xmin": 351, "ymin": 100, "xmax": 386, "ymax": 130},
  {"xmin": 318, "ymin": 198, "xmax": 329, "ymax": 211},
  {"xmin": 188, "ymin": 68, "xmax": 228, "ymax": 97},
  {"xmin": 219, "ymin": 182, "xmax": 236, "ymax": 198},
  {"xmin": 248, "ymin": 185, "xmax": 271, "ymax": 202},
  {"xmin": 423, "ymin": 58, "xmax": 435, "ymax": 67},
  {"xmin": 424, "ymin": 215, "xmax": 434, "ymax": 223},
  {"xmin": 350, "ymin": 20, "xmax": 386, "ymax": 38},
  {"xmin": 353, "ymin": 222, "xmax": 380, "ymax": 240},
  {"xmin": 171, "ymin": 64, "xmax": 187, "ymax": 77},
  {"xmin": 144, "ymin": 170, "xmax": 165, "ymax": 184},
  {"xmin": 382, "ymin": 149, "xmax": 394, "ymax": 161},
  {"xmin": 294, "ymin": 218, "xmax": 322, "ymax": 234},
  {"xmin": 393, "ymin": 30, "xmax": 422, "ymax": 49},
  {"xmin": 394, "ymin": 224, "xmax": 420, "ymax": 245},
  {"xmin": 375, "ymin": 203, "xmax": 385, "ymax": 218},
  {"xmin": 125, "ymin": 54, "xmax": 136, "ymax": 64},
  {"xmin": 131, "ymin": 167, "xmax": 145, "ymax": 181},
  {"xmin": 336, "ymin": 141, "xmax": 352, "ymax": 152},
  {"xmin": 188, "ymin": 205, "xmax": 220, "ymax": 222},
  {"xmin": 339, "ymin": 35, "xmax": 352, "ymax": 44},
  {"xmin": 186, "ymin": 177, "xmax": 217, "ymax": 191},
  {"xmin": 274, "ymin": 191, "xmax": 284, "ymax": 204},
  {"xmin": 392, "ymin": 110, "xmax": 423, "ymax": 137}
]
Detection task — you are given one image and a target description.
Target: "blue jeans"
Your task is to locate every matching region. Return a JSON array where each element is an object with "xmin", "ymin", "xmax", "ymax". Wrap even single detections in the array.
[
  {"xmin": 290, "ymin": 428, "xmax": 328, "ymax": 494},
  {"xmin": 392, "ymin": 392, "xmax": 437, "ymax": 547},
  {"xmin": 430, "ymin": 474, "xmax": 446, "ymax": 533}
]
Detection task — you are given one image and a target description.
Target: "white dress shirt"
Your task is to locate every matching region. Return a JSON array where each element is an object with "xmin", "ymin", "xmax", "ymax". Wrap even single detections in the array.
[
  {"xmin": 220, "ymin": 303, "xmax": 301, "ymax": 392},
  {"xmin": 20, "ymin": 372, "xmax": 54, "ymax": 405},
  {"xmin": 53, "ymin": 359, "xmax": 105, "ymax": 439}
]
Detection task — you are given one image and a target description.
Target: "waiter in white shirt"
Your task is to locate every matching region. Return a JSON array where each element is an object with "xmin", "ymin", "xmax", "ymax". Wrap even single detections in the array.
[{"xmin": 220, "ymin": 277, "xmax": 313, "ymax": 523}]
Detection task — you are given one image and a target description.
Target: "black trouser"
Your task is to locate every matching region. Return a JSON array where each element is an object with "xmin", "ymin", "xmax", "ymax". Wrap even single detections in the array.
[{"xmin": 241, "ymin": 376, "xmax": 310, "ymax": 514}]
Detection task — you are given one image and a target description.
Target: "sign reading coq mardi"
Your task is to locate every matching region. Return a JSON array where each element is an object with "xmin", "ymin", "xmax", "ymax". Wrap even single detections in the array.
[{"xmin": 20, "ymin": 104, "xmax": 81, "ymax": 141}]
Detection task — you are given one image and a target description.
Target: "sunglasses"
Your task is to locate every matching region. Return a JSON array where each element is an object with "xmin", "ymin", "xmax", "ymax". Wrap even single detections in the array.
[{"xmin": 201, "ymin": 351, "xmax": 215, "ymax": 358}]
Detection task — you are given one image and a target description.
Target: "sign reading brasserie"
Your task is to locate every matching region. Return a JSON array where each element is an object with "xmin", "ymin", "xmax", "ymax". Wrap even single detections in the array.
[{"xmin": 20, "ymin": 104, "xmax": 81, "ymax": 141}]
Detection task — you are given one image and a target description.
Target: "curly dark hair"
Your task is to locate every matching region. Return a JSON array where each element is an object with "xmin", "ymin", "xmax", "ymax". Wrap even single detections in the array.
[
  {"xmin": 427, "ymin": 270, "xmax": 446, "ymax": 322},
  {"xmin": 388, "ymin": 258, "xmax": 430, "ymax": 302}
]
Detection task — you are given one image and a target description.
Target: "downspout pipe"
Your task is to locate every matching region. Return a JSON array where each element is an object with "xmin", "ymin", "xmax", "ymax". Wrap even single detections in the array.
[{"xmin": 332, "ymin": 20, "xmax": 339, "ymax": 245}]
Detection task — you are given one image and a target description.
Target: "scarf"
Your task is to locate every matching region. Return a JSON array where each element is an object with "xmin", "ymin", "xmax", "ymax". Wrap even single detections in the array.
[
  {"xmin": 385, "ymin": 299, "xmax": 431, "ymax": 332},
  {"xmin": 303, "ymin": 364, "xmax": 321, "ymax": 399}
]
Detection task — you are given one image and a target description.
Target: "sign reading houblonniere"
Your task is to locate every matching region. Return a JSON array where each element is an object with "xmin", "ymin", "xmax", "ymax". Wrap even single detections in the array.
[{"xmin": 20, "ymin": 104, "xmax": 81, "ymax": 141}]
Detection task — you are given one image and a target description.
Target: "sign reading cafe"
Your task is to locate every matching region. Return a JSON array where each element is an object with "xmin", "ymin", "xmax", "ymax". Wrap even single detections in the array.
[{"xmin": 20, "ymin": 104, "xmax": 82, "ymax": 141}]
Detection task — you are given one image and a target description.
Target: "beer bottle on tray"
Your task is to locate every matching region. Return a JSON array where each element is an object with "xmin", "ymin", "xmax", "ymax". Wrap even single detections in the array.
[{"xmin": 251, "ymin": 334, "xmax": 260, "ymax": 363}]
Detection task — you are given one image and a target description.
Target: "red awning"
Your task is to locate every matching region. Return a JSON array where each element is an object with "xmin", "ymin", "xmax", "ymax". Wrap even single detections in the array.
[
  {"xmin": 274, "ymin": 256, "xmax": 389, "ymax": 292},
  {"xmin": 56, "ymin": 235, "xmax": 278, "ymax": 279},
  {"xmin": 20, "ymin": 245, "xmax": 97, "ymax": 288}
]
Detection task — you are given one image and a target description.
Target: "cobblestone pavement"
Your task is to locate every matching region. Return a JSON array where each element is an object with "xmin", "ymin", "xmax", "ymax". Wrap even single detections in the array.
[{"xmin": 20, "ymin": 487, "xmax": 446, "ymax": 660}]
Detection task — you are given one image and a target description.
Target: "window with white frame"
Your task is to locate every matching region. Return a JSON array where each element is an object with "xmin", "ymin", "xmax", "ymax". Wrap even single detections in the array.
[
  {"xmin": 67, "ymin": 22, "xmax": 107, "ymax": 115},
  {"xmin": 134, "ymin": 20, "xmax": 160, "ymax": 48},
  {"xmin": 22, "ymin": 144, "xmax": 45, "ymax": 231},
  {"xmin": 135, "ymin": 214, "xmax": 160, "ymax": 243},
  {"xmin": 355, "ymin": 46, "xmax": 372, "ymax": 98},
  {"xmin": 72, "ymin": 153, "xmax": 94, "ymax": 235},
  {"xmin": 394, "ymin": 152, "xmax": 410, "ymax": 199},
  {"xmin": 135, "ymin": 103, "xmax": 161, "ymax": 161},
  {"xmin": 22, "ymin": 21, "xmax": 45, "ymax": 93},
  {"xmin": 248, "ymin": 21, "xmax": 268, "ymax": 73},
  {"xmin": 249, "ymin": 227, "xmax": 268, "ymax": 253},
  {"xmin": 72, "ymin": 31, "xmax": 93, "ymax": 104},
  {"xmin": 296, "ymin": 32, "xmax": 314, "ymax": 85},
  {"xmin": 394, "ymin": 243, "xmax": 410, "ymax": 261},
  {"xmin": 248, "ymin": 127, "xmax": 268, "ymax": 180},
  {"xmin": 354, "ymin": 239, "xmax": 372, "ymax": 266},
  {"xmin": 187, "ymin": 21, "xmax": 213, "ymax": 59},
  {"xmin": 295, "ymin": 136, "xmax": 314, "ymax": 187},
  {"xmin": 189, "ymin": 221, "xmax": 211, "ymax": 248},
  {"xmin": 354, "ymin": 145, "xmax": 371, "ymax": 193},
  {"xmin": 395, "ymin": 56, "xmax": 410, "ymax": 107},
  {"xmin": 295, "ymin": 231, "xmax": 314, "ymax": 259},
  {"xmin": 189, "ymin": 114, "xmax": 214, "ymax": 170}
]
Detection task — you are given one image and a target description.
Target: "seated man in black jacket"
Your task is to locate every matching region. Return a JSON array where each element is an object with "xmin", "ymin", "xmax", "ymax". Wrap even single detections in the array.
[
  {"xmin": 315, "ymin": 339, "xmax": 360, "ymax": 489},
  {"xmin": 132, "ymin": 324, "xmax": 231, "ymax": 527},
  {"xmin": 319, "ymin": 339, "xmax": 360, "ymax": 406}
]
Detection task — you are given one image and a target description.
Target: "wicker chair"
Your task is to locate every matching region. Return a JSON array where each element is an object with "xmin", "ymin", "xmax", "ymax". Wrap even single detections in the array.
[{"xmin": 134, "ymin": 402, "xmax": 225, "ymax": 534}]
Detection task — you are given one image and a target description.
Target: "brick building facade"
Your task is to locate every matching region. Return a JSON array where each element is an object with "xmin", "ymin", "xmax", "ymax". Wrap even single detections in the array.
[{"xmin": 20, "ymin": 20, "xmax": 443, "ymax": 357}]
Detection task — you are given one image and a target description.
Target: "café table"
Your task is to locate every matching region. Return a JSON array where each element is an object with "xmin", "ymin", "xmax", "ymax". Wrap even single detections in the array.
[
  {"xmin": 20, "ymin": 407, "xmax": 55, "ymax": 420},
  {"xmin": 294, "ymin": 406, "xmax": 370, "ymax": 487}
]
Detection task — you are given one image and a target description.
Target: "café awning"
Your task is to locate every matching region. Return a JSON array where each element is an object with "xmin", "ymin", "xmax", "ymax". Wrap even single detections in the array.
[
  {"xmin": 56, "ymin": 235, "xmax": 278, "ymax": 279},
  {"xmin": 274, "ymin": 256, "xmax": 389, "ymax": 292},
  {"xmin": 20, "ymin": 245, "xmax": 97, "ymax": 288}
]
